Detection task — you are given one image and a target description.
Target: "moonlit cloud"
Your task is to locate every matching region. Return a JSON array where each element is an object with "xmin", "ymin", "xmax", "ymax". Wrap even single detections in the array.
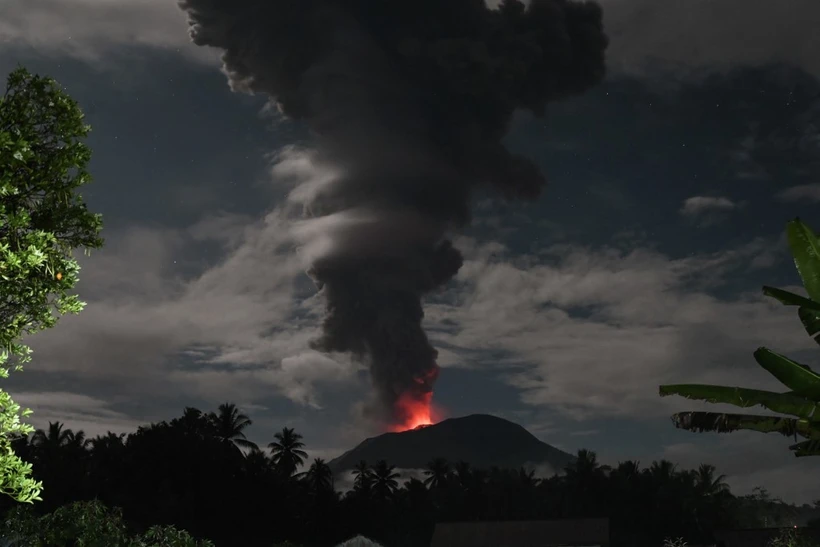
[
  {"xmin": 776, "ymin": 183, "xmax": 820, "ymax": 203},
  {"xmin": 679, "ymin": 196, "xmax": 738, "ymax": 216},
  {"xmin": 19, "ymin": 208, "xmax": 356, "ymax": 411},
  {"xmin": 425, "ymin": 236, "xmax": 806, "ymax": 420}
]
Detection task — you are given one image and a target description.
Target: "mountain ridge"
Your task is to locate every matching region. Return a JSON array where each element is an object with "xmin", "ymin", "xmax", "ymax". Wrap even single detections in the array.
[{"xmin": 329, "ymin": 413, "xmax": 576, "ymax": 473}]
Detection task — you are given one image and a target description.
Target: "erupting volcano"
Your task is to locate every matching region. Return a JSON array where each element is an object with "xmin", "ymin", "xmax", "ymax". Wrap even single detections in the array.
[
  {"xmin": 388, "ymin": 366, "xmax": 440, "ymax": 432},
  {"xmin": 390, "ymin": 391, "xmax": 437, "ymax": 432},
  {"xmin": 328, "ymin": 414, "xmax": 577, "ymax": 474},
  {"xmin": 179, "ymin": 0, "xmax": 608, "ymax": 428}
]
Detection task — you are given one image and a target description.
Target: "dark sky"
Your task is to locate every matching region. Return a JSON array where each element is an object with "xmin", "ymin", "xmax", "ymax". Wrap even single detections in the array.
[{"xmin": 1, "ymin": 0, "xmax": 820, "ymax": 503}]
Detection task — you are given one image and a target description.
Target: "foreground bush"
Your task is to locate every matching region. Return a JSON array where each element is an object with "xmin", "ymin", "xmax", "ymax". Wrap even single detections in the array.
[{"xmin": 0, "ymin": 499, "xmax": 212, "ymax": 546}]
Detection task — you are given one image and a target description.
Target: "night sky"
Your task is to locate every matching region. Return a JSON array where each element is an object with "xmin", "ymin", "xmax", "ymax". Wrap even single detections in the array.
[{"xmin": 2, "ymin": 0, "xmax": 820, "ymax": 503}]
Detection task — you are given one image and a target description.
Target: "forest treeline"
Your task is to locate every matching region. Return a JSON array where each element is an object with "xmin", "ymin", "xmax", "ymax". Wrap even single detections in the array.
[{"xmin": 1, "ymin": 403, "xmax": 818, "ymax": 547}]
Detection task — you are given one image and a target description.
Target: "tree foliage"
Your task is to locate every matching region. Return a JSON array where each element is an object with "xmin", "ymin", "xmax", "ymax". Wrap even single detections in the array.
[
  {"xmin": 0, "ymin": 65, "xmax": 103, "ymax": 503},
  {"xmin": 660, "ymin": 218, "xmax": 820, "ymax": 456},
  {"xmin": 0, "ymin": 404, "xmax": 812, "ymax": 547},
  {"xmin": 0, "ymin": 499, "xmax": 214, "ymax": 546}
]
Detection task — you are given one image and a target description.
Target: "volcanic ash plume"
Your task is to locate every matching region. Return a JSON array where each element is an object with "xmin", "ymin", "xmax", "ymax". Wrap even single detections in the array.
[{"xmin": 179, "ymin": 0, "xmax": 608, "ymax": 430}]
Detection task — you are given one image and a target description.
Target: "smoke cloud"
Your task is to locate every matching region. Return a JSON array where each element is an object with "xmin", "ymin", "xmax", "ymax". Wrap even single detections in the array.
[{"xmin": 178, "ymin": 0, "xmax": 608, "ymax": 427}]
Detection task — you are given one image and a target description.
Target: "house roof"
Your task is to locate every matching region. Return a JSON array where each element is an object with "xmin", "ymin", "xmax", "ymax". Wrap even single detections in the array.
[
  {"xmin": 430, "ymin": 518, "xmax": 610, "ymax": 547},
  {"xmin": 336, "ymin": 535, "xmax": 385, "ymax": 547}
]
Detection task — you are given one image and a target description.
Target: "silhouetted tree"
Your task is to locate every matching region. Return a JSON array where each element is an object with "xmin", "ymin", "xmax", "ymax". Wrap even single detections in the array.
[
  {"xmin": 208, "ymin": 402, "xmax": 258, "ymax": 453},
  {"xmin": 302, "ymin": 458, "xmax": 334, "ymax": 495},
  {"xmin": 423, "ymin": 458, "xmax": 449, "ymax": 490},
  {"xmin": 351, "ymin": 460, "xmax": 374, "ymax": 494},
  {"xmin": 268, "ymin": 427, "xmax": 308, "ymax": 478},
  {"xmin": 371, "ymin": 460, "xmax": 400, "ymax": 501},
  {"xmin": 0, "ymin": 404, "xmax": 784, "ymax": 547}
]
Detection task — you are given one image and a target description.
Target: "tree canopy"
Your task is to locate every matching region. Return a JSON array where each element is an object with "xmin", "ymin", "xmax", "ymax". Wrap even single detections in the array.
[
  {"xmin": 1, "ymin": 404, "xmax": 816, "ymax": 547},
  {"xmin": 0, "ymin": 66, "xmax": 104, "ymax": 503}
]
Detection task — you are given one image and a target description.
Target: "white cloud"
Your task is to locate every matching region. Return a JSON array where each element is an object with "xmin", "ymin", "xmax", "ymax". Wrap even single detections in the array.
[
  {"xmin": 0, "ymin": 0, "xmax": 219, "ymax": 65},
  {"xmin": 12, "ymin": 391, "xmax": 145, "ymax": 440},
  {"xmin": 19, "ymin": 205, "xmax": 357, "ymax": 410},
  {"xmin": 424, "ymin": 236, "xmax": 808, "ymax": 421},
  {"xmin": 679, "ymin": 196, "xmax": 737, "ymax": 216},
  {"xmin": 776, "ymin": 183, "xmax": 820, "ymax": 203}
]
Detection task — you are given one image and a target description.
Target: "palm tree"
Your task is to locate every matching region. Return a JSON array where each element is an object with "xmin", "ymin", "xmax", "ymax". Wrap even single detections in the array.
[
  {"xmin": 693, "ymin": 463, "xmax": 729, "ymax": 497},
  {"xmin": 423, "ymin": 458, "xmax": 449, "ymax": 489},
  {"xmin": 302, "ymin": 458, "xmax": 334, "ymax": 495},
  {"xmin": 648, "ymin": 459, "xmax": 678, "ymax": 484},
  {"xmin": 89, "ymin": 432, "xmax": 126, "ymax": 452},
  {"xmin": 208, "ymin": 403, "xmax": 258, "ymax": 453},
  {"xmin": 452, "ymin": 460, "xmax": 472, "ymax": 490},
  {"xmin": 243, "ymin": 447, "xmax": 273, "ymax": 480},
  {"xmin": 563, "ymin": 449, "xmax": 607, "ymax": 517},
  {"xmin": 268, "ymin": 427, "xmax": 307, "ymax": 477},
  {"xmin": 516, "ymin": 467, "xmax": 539, "ymax": 489},
  {"xmin": 371, "ymin": 460, "xmax": 400, "ymax": 500},
  {"xmin": 30, "ymin": 422, "xmax": 88, "ymax": 508},
  {"xmin": 352, "ymin": 460, "xmax": 373, "ymax": 492},
  {"xmin": 612, "ymin": 460, "xmax": 641, "ymax": 481},
  {"xmin": 66, "ymin": 430, "xmax": 91, "ymax": 451},
  {"xmin": 564, "ymin": 449, "xmax": 606, "ymax": 485},
  {"xmin": 31, "ymin": 422, "xmax": 72, "ymax": 452},
  {"xmin": 88, "ymin": 432, "xmax": 126, "ymax": 498},
  {"xmin": 174, "ymin": 406, "xmax": 215, "ymax": 438}
]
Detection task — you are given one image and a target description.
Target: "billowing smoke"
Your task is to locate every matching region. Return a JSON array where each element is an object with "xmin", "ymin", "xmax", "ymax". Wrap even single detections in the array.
[{"xmin": 179, "ymin": 0, "xmax": 608, "ymax": 429}]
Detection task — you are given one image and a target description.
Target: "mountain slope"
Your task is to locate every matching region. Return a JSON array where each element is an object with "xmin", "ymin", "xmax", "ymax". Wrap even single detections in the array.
[{"xmin": 329, "ymin": 414, "xmax": 575, "ymax": 473}]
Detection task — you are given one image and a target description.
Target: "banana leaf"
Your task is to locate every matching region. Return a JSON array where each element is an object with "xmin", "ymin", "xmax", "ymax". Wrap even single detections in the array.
[
  {"xmin": 799, "ymin": 306, "xmax": 820, "ymax": 346},
  {"xmin": 788, "ymin": 218, "xmax": 820, "ymax": 302},
  {"xmin": 659, "ymin": 384, "xmax": 820, "ymax": 419},
  {"xmin": 762, "ymin": 286, "xmax": 820, "ymax": 312},
  {"xmin": 753, "ymin": 347, "xmax": 820, "ymax": 399},
  {"xmin": 670, "ymin": 411, "xmax": 818, "ymax": 439},
  {"xmin": 789, "ymin": 439, "xmax": 820, "ymax": 457}
]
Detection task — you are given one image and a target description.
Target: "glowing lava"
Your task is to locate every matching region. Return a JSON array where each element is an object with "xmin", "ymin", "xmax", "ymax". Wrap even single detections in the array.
[
  {"xmin": 389, "ymin": 391, "xmax": 437, "ymax": 432},
  {"xmin": 387, "ymin": 366, "xmax": 441, "ymax": 432}
]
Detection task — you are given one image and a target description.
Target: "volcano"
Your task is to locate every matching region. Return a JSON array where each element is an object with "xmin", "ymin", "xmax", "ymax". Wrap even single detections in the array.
[{"xmin": 328, "ymin": 414, "xmax": 576, "ymax": 474}]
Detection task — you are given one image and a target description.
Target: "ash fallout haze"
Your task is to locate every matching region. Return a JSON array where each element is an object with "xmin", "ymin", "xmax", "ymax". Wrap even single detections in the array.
[{"xmin": 178, "ymin": 0, "xmax": 608, "ymax": 430}]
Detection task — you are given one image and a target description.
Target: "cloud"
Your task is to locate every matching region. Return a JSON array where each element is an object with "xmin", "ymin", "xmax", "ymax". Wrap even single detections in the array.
[
  {"xmin": 599, "ymin": 0, "xmax": 820, "ymax": 78},
  {"xmin": 12, "ymin": 391, "xmax": 145, "ymax": 440},
  {"xmin": 679, "ymin": 196, "xmax": 738, "ymax": 216},
  {"xmin": 424, "ymin": 235, "xmax": 809, "ymax": 421},
  {"xmin": 776, "ymin": 183, "xmax": 820, "ymax": 203},
  {"xmin": 3, "ymin": 0, "xmax": 818, "ymax": 79},
  {"xmin": 0, "ymin": 0, "xmax": 218, "ymax": 65},
  {"xmin": 18, "ymin": 205, "xmax": 357, "ymax": 411}
]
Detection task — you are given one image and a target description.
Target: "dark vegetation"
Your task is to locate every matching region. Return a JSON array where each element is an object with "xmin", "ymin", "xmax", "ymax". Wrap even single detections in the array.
[{"xmin": 1, "ymin": 404, "xmax": 818, "ymax": 547}]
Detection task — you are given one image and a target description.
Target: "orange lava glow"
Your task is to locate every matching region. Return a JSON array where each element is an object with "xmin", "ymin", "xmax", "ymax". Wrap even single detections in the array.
[
  {"xmin": 387, "ymin": 366, "xmax": 442, "ymax": 432},
  {"xmin": 389, "ymin": 390, "xmax": 440, "ymax": 432}
]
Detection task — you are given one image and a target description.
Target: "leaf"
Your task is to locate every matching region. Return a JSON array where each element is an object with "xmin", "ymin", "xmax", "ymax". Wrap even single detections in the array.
[
  {"xmin": 659, "ymin": 384, "xmax": 820, "ymax": 419},
  {"xmin": 787, "ymin": 218, "xmax": 820, "ymax": 302},
  {"xmin": 670, "ymin": 411, "xmax": 816, "ymax": 439},
  {"xmin": 754, "ymin": 347, "xmax": 820, "ymax": 398},
  {"xmin": 798, "ymin": 306, "xmax": 820, "ymax": 346},
  {"xmin": 789, "ymin": 439, "xmax": 820, "ymax": 457},
  {"xmin": 763, "ymin": 286, "xmax": 820, "ymax": 312}
]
